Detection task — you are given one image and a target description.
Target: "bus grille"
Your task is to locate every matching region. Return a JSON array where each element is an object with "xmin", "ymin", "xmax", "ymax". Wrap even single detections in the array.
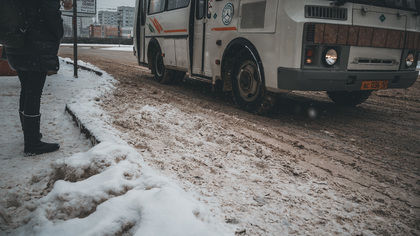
[
  {"xmin": 305, "ymin": 5, "xmax": 347, "ymax": 21},
  {"xmin": 353, "ymin": 58, "xmax": 398, "ymax": 66},
  {"xmin": 305, "ymin": 23, "xmax": 420, "ymax": 50}
]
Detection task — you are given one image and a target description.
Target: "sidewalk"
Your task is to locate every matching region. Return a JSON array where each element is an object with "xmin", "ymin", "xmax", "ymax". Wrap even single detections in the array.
[{"xmin": 0, "ymin": 59, "xmax": 230, "ymax": 235}]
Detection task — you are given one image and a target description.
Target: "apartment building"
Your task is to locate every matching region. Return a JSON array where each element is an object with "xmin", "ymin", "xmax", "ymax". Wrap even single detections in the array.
[
  {"xmin": 65, "ymin": 6, "xmax": 134, "ymax": 39},
  {"xmin": 117, "ymin": 6, "xmax": 135, "ymax": 28},
  {"xmin": 98, "ymin": 11, "xmax": 118, "ymax": 26}
]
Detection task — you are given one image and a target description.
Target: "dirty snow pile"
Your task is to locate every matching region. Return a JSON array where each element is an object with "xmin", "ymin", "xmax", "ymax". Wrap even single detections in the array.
[
  {"xmin": 13, "ymin": 143, "xmax": 229, "ymax": 236},
  {"xmin": 0, "ymin": 60, "xmax": 230, "ymax": 235}
]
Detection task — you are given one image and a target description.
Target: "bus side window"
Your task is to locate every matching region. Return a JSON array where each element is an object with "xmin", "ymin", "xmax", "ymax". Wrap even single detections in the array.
[
  {"xmin": 149, "ymin": 0, "xmax": 165, "ymax": 14},
  {"xmin": 196, "ymin": 0, "xmax": 205, "ymax": 19},
  {"xmin": 168, "ymin": 0, "xmax": 190, "ymax": 10}
]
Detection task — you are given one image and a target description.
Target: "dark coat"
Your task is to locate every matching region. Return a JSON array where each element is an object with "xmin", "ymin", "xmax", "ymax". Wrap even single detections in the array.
[{"xmin": 4, "ymin": 0, "xmax": 64, "ymax": 72}]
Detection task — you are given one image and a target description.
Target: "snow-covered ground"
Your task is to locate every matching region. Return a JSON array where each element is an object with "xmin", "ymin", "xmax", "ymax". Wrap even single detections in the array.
[
  {"xmin": 417, "ymin": 61, "xmax": 420, "ymax": 74},
  {"xmin": 0, "ymin": 60, "xmax": 231, "ymax": 235},
  {"xmin": 2, "ymin": 45, "xmax": 419, "ymax": 235},
  {"xmin": 60, "ymin": 44, "xmax": 133, "ymax": 52}
]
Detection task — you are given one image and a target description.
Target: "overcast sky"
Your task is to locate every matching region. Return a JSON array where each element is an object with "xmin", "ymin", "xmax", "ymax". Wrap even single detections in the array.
[{"xmin": 98, "ymin": 0, "xmax": 135, "ymax": 11}]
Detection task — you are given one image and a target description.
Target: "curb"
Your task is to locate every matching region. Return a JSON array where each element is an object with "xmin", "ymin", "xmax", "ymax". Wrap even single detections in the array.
[
  {"xmin": 65, "ymin": 104, "xmax": 100, "ymax": 146},
  {"xmin": 62, "ymin": 60, "xmax": 103, "ymax": 76},
  {"xmin": 62, "ymin": 58, "xmax": 104, "ymax": 147}
]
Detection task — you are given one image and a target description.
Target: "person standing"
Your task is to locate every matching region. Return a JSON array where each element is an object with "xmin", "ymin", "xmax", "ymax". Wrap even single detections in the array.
[{"xmin": 3, "ymin": 0, "xmax": 72, "ymax": 156}]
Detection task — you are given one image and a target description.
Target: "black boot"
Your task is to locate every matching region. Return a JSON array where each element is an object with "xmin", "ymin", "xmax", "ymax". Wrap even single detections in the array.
[
  {"xmin": 19, "ymin": 110, "xmax": 42, "ymax": 139},
  {"xmin": 23, "ymin": 114, "xmax": 59, "ymax": 156}
]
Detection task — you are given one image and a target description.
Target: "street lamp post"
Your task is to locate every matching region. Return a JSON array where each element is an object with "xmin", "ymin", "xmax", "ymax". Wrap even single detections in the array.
[
  {"xmin": 117, "ymin": 20, "xmax": 121, "ymax": 47},
  {"xmin": 72, "ymin": 0, "xmax": 78, "ymax": 78}
]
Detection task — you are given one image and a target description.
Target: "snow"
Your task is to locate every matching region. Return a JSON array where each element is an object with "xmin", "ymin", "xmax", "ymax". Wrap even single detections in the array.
[
  {"xmin": 60, "ymin": 44, "xmax": 134, "ymax": 52},
  {"xmin": 0, "ymin": 60, "xmax": 231, "ymax": 235},
  {"xmin": 100, "ymin": 45, "xmax": 133, "ymax": 52},
  {"xmin": 417, "ymin": 61, "xmax": 420, "ymax": 74},
  {"xmin": 2, "ymin": 46, "xmax": 419, "ymax": 235},
  {"xmin": 60, "ymin": 44, "xmax": 131, "ymax": 48}
]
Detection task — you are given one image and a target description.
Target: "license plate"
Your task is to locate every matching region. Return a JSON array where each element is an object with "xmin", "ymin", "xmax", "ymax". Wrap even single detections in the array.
[{"xmin": 361, "ymin": 80, "xmax": 388, "ymax": 90}]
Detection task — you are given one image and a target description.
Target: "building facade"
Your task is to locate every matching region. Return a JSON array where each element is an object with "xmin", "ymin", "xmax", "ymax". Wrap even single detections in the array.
[
  {"xmin": 62, "ymin": 16, "xmax": 94, "ymax": 37},
  {"xmin": 98, "ymin": 11, "xmax": 118, "ymax": 26},
  {"xmin": 89, "ymin": 25, "xmax": 121, "ymax": 38},
  {"xmin": 64, "ymin": 6, "xmax": 134, "ymax": 39},
  {"xmin": 117, "ymin": 6, "xmax": 135, "ymax": 28}
]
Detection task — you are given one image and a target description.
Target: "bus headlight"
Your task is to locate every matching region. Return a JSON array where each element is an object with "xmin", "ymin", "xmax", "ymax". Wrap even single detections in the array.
[
  {"xmin": 405, "ymin": 53, "xmax": 414, "ymax": 68},
  {"xmin": 324, "ymin": 49, "xmax": 338, "ymax": 66}
]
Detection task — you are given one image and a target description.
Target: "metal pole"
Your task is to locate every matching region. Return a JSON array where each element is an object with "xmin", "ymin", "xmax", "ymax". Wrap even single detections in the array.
[
  {"xmin": 72, "ymin": 0, "xmax": 78, "ymax": 78},
  {"xmin": 118, "ymin": 20, "xmax": 121, "ymax": 47}
]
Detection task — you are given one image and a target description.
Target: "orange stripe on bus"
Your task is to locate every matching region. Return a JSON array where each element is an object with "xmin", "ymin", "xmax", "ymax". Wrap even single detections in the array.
[
  {"xmin": 164, "ymin": 29, "xmax": 188, "ymax": 33},
  {"xmin": 211, "ymin": 27, "xmax": 237, "ymax": 31},
  {"xmin": 149, "ymin": 17, "xmax": 161, "ymax": 34},
  {"xmin": 156, "ymin": 20, "xmax": 163, "ymax": 32}
]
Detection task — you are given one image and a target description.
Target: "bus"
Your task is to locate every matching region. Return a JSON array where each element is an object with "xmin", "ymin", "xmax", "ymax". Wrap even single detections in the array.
[{"xmin": 133, "ymin": 0, "xmax": 420, "ymax": 113}]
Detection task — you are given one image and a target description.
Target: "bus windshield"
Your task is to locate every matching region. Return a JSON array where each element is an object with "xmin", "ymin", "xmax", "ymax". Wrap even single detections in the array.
[{"xmin": 330, "ymin": 0, "xmax": 419, "ymax": 12}]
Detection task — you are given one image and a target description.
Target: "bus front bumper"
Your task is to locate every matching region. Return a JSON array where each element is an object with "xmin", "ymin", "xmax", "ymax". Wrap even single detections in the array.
[{"xmin": 277, "ymin": 68, "xmax": 418, "ymax": 91}]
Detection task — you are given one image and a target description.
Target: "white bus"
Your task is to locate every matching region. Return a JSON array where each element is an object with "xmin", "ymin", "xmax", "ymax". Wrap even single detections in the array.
[{"xmin": 134, "ymin": 0, "xmax": 420, "ymax": 112}]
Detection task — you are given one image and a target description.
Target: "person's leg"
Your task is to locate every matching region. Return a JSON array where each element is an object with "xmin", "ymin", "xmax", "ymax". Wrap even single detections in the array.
[
  {"xmin": 17, "ymin": 70, "xmax": 29, "ymax": 113},
  {"xmin": 17, "ymin": 71, "xmax": 43, "ymax": 138},
  {"xmin": 21, "ymin": 71, "xmax": 59, "ymax": 156},
  {"xmin": 17, "ymin": 70, "xmax": 29, "ymax": 131},
  {"xmin": 22, "ymin": 71, "xmax": 47, "ymax": 115}
]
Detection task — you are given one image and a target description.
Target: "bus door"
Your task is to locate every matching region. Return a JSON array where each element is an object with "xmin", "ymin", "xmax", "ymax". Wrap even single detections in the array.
[
  {"xmin": 192, "ymin": 0, "xmax": 212, "ymax": 77},
  {"xmin": 135, "ymin": 0, "xmax": 147, "ymax": 64}
]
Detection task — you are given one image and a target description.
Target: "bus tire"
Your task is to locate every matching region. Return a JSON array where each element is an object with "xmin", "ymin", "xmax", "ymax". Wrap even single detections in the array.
[
  {"xmin": 327, "ymin": 91, "xmax": 372, "ymax": 107},
  {"xmin": 152, "ymin": 49, "xmax": 172, "ymax": 84},
  {"xmin": 232, "ymin": 58, "xmax": 273, "ymax": 114}
]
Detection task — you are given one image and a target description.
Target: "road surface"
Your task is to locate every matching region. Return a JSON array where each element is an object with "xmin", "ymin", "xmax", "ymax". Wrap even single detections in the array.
[{"xmin": 59, "ymin": 45, "xmax": 420, "ymax": 235}]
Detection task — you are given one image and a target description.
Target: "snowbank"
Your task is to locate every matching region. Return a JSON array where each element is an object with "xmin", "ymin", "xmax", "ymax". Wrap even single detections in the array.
[
  {"xmin": 12, "ymin": 143, "xmax": 229, "ymax": 236},
  {"xmin": 0, "ymin": 60, "xmax": 231, "ymax": 236}
]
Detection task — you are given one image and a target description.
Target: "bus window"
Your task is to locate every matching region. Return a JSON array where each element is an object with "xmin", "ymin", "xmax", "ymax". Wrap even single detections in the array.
[
  {"xmin": 168, "ymin": 0, "xmax": 189, "ymax": 10},
  {"xmin": 196, "ymin": 0, "xmax": 205, "ymax": 19},
  {"xmin": 149, "ymin": 0, "xmax": 165, "ymax": 14}
]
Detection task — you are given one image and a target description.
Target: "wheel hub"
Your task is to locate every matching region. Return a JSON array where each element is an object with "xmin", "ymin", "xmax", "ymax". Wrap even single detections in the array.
[{"xmin": 238, "ymin": 64, "xmax": 259, "ymax": 101}]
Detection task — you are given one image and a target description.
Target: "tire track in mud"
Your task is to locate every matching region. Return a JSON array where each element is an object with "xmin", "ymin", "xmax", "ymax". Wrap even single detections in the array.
[
  {"xmin": 215, "ymin": 111, "xmax": 418, "ymax": 205},
  {"xmin": 207, "ymin": 103, "xmax": 420, "ymax": 232}
]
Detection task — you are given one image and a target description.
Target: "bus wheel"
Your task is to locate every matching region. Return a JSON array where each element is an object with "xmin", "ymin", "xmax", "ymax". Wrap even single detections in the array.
[
  {"xmin": 327, "ymin": 91, "xmax": 372, "ymax": 107},
  {"xmin": 232, "ymin": 59, "xmax": 273, "ymax": 114},
  {"xmin": 152, "ymin": 49, "xmax": 171, "ymax": 84}
]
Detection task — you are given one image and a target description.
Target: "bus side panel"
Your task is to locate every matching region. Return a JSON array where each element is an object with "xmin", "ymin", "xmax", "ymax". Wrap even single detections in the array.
[
  {"xmin": 206, "ymin": 0, "xmax": 241, "ymax": 80},
  {"xmin": 207, "ymin": 0, "xmax": 281, "ymax": 89},
  {"xmin": 175, "ymin": 38, "xmax": 189, "ymax": 69},
  {"xmin": 163, "ymin": 39, "xmax": 177, "ymax": 67},
  {"xmin": 242, "ymin": 34, "xmax": 282, "ymax": 90},
  {"xmin": 237, "ymin": 0, "xmax": 280, "ymax": 90},
  {"xmin": 146, "ymin": 7, "xmax": 191, "ymax": 70}
]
